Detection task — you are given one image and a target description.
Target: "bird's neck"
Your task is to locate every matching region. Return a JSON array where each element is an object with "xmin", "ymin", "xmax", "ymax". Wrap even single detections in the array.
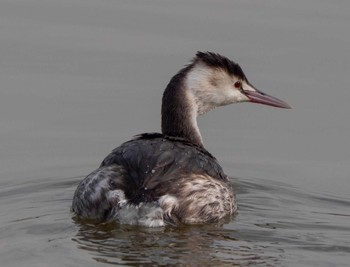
[{"xmin": 161, "ymin": 69, "xmax": 203, "ymax": 147}]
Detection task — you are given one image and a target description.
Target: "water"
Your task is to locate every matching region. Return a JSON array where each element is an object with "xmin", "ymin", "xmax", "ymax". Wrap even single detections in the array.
[{"xmin": 1, "ymin": 1, "xmax": 349, "ymax": 266}]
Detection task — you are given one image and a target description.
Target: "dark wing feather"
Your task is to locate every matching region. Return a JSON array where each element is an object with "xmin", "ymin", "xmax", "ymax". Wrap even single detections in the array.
[{"xmin": 100, "ymin": 133, "xmax": 227, "ymax": 204}]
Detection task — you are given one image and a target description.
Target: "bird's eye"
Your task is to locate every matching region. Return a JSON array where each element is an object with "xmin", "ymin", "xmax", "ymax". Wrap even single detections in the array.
[{"xmin": 234, "ymin": 81, "xmax": 242, "ymax": 89}]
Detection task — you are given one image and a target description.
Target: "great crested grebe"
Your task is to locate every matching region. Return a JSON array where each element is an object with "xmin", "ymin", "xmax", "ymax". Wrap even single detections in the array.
[{"xmin": 72, "ymin": 52, "xmax": 290, "ymax": 227}]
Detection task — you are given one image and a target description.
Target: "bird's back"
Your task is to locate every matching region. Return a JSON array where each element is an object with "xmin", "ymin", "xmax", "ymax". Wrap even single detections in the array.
[
  {"xmin": 100, "ymin": 133, "xmax": 227, "ymax": 203},
  {"xmin": 72, "ymin": 133, "xmax": 235, "ymax": 225}
]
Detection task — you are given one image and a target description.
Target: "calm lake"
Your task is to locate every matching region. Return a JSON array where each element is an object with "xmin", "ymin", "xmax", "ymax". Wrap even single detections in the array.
[{"xmin": 1, "ymin": 1, "xmax": 349, "ymax": 266}]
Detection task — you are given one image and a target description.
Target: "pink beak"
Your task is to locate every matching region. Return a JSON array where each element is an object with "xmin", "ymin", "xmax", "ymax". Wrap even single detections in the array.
[{"xmin": 244, "ymin": 89, "xmax": 291, "ymax": 109}]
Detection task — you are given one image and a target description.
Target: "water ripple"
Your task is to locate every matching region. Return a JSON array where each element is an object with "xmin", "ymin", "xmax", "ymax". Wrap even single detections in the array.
[{"xmin": 1, "ymin": 175, "xmax": 349, "ymax": 266}]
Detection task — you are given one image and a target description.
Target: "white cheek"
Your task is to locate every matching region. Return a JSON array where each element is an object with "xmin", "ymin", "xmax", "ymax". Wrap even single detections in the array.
[
  {"xmin": 225, "ymin": 87, "xmax": 249, "ymax": 103},
  {"xmin": 200, "ymin": 86, "xmax": 249, "ymax": 108},
  {"xmin": 242, "ymin": 82, "xmax": 255, "ymax": 92},
  {"xmin": 186, "ymin": 63, "xmax": 212, "ymax": 90}
]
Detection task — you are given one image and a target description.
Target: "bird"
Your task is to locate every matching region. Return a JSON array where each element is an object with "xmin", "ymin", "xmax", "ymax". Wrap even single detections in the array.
[{"xmin": 72, "ymin": 52, "xmax": 290, "ymax": 227}]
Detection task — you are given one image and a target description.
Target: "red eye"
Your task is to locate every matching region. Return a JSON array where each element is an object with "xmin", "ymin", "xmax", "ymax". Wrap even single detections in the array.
[{"xmin": 234, "ymin": 81, "xmax": 242, "ymax": 89}]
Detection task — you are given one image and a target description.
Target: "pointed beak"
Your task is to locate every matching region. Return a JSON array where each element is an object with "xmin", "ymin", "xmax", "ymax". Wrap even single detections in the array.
[{"xmin": 244, "ymin": 88, "xmax": 291, "ymax": 109}]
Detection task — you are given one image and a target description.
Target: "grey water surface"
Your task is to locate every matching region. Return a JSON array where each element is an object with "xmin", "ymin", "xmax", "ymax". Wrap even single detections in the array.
[{"xmin": 1, "ymin": 1, "xmax": 350, "ymax": 266}]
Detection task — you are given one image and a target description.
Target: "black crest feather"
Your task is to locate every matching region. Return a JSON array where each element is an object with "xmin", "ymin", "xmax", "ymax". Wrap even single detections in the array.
[{"xmin": 194, "ymin": 51, "xmax": 247, "ymax": 80}]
